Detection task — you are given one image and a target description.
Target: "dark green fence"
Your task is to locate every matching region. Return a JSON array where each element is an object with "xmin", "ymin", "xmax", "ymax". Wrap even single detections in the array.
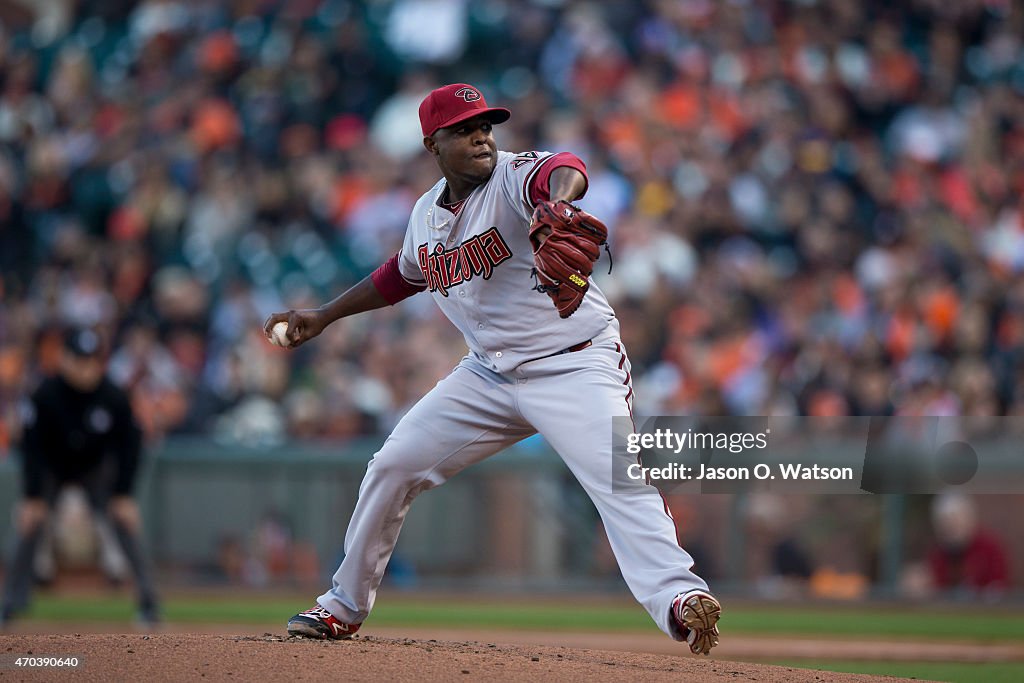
[{"xmin": 0, "ymin": 437, "xmax": 915, "ymax": 594}]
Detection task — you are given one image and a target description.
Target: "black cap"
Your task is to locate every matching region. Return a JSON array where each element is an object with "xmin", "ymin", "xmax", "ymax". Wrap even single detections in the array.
[{"xmin": 63, "ymin": 327, "xmax": 103, "ymax": 357}]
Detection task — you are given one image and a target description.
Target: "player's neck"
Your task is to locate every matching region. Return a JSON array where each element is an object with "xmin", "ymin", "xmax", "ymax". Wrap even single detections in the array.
[
  {"xmin": 443, "ymin": 179, "xmax": 479, "ymax": 204},
  {"xmin": 443, "ymin": 164, "xmax": 497, "ymax": 202}
]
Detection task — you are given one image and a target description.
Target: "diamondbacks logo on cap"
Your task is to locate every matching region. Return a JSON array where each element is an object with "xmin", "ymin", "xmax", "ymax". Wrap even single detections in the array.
[{"xmin": 454, "ymin": 87, "xmax": 481, "ymax": 102}]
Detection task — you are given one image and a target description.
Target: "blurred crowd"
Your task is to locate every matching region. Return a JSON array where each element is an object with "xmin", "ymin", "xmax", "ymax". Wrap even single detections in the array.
[{"xmin": 2, "ymin": 0, "xmax": 1024, "ymax": 452}]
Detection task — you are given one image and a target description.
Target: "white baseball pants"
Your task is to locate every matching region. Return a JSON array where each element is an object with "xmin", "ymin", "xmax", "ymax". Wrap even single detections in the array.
[{"xmin": 317, "ymin": 326, "xmax": 708, "ymax": 640}]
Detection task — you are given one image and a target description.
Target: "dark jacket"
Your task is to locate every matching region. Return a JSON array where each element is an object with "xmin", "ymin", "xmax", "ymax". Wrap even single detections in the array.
[{"xmin": 20, "ymin": 375, "xmax": 142, "ymax": 498}]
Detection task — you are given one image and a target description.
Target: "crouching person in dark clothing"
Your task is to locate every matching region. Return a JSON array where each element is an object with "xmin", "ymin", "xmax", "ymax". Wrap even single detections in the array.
[{"xmin": 2, "ymin": 327, "xmax": 160, "ymax": 626}]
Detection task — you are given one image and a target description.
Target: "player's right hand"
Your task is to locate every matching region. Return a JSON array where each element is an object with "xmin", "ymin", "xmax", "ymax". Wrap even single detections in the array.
[{"xmin": 262, "ymin": 309, "xmax": 328, "ymax": 348}]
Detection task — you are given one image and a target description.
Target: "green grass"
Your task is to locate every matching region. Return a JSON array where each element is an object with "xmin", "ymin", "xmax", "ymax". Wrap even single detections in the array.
[
  {"xmin": 21, "ymin": 595, "xmax": 1024, "ymax": 643},
  {"xmin": 722, "ymin": 607, "xmax": 1024, "ymax": 642},
  {"xmin": 773, "ymin": 660, "xmax": 1024, "ymax": 683}
]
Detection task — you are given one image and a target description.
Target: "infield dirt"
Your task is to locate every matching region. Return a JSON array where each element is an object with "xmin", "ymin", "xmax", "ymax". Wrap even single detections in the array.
[{"xmin": 0, "ymin": 633, "xmax": 927, "ymax": 682}]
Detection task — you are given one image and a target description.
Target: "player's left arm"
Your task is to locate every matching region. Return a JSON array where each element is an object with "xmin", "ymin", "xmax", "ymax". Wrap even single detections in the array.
[
  {"xmin": 526, "ymin": 152, "xmax": 588, "ymax": 206},
  {"xmin": 523, "ymin": 153, "xmax": 609, "ymax": 318},
  {"xmin": 547, "ymin": 166, "xmax": 587, "ymax": 202},
  {"xmin": 534, "ymin": 166, "xmax": 588, "ymax": 245}
]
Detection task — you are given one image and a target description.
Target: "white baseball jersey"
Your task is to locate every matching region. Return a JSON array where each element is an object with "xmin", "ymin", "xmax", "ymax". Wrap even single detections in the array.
[
  {"xmin": 396, "ymin": 151, "xmax": 616, "ymax": 372},
  {"xmin": 314, "ymin": 148, "xmax": 711, "ymax": 647}
]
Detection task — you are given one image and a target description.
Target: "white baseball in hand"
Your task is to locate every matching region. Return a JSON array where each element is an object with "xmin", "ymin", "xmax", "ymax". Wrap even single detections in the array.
[{"xmin": 270, "ymin": 321, "xmax": 292, "ymax": 347}]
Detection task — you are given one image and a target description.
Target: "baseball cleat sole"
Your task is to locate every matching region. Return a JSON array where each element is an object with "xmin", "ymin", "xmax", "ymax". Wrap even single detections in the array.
[
  {"xmin": 287, "ymin": 621, "xmax": 334, "ymax": 639},
  {"xmin": 287, "ymin": 618, "xmax": 357, "ymax": 640},
  {"xmin": 677, "ymin": 590, "xmax": 721, "ymax": 655}
]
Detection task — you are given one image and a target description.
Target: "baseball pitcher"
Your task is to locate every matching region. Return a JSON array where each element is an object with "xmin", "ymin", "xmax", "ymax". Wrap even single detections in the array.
[{"xmin": 264, "ymin": 83, "xmax": 720, "ymax": 654}]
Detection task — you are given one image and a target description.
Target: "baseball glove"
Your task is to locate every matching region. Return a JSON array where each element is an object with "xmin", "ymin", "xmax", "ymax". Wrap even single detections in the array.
[{"xmin": 529, "ymin": 200, "xmax": 610, "ymax": 318}]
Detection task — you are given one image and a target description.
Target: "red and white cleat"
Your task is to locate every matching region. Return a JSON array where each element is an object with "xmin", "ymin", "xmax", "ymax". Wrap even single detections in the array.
[
  {"xmin": 672, "ymin": 590, "xmax": 721, "ymax": 655},
  {"xmin": 286, "ymin": 604, "xmax": 360, "ymax": 640}
]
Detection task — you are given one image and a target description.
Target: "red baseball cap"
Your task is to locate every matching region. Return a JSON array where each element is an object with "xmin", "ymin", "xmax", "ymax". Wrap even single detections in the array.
[{"xmin": 419, "ymin": 83, "xmax": 511, "ymax": 137}]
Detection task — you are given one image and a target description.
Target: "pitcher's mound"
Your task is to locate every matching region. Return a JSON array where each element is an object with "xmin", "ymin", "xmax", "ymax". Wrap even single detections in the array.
[{"xmin": 0, "ymin": 633, "xmax": 924, "ymax": 682}]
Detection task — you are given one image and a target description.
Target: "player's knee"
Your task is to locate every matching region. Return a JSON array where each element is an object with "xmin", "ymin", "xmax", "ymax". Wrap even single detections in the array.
[
  {"xmin": 365, "ymin": 453, "xmax": 417, "ymax": 483},
  {"xmin": 364, "ymin": 445, "xmax": 442, "ymax": 492}
]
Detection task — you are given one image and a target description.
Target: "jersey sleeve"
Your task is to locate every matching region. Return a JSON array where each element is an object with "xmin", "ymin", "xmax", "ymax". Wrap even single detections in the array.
[
  {"xmin": 372, "ymin": 252, "xmax": 427, "ymax": 305},
  {"xmin": 501, "ymin": 151, "xmax": 589, "ymax": 223}
]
